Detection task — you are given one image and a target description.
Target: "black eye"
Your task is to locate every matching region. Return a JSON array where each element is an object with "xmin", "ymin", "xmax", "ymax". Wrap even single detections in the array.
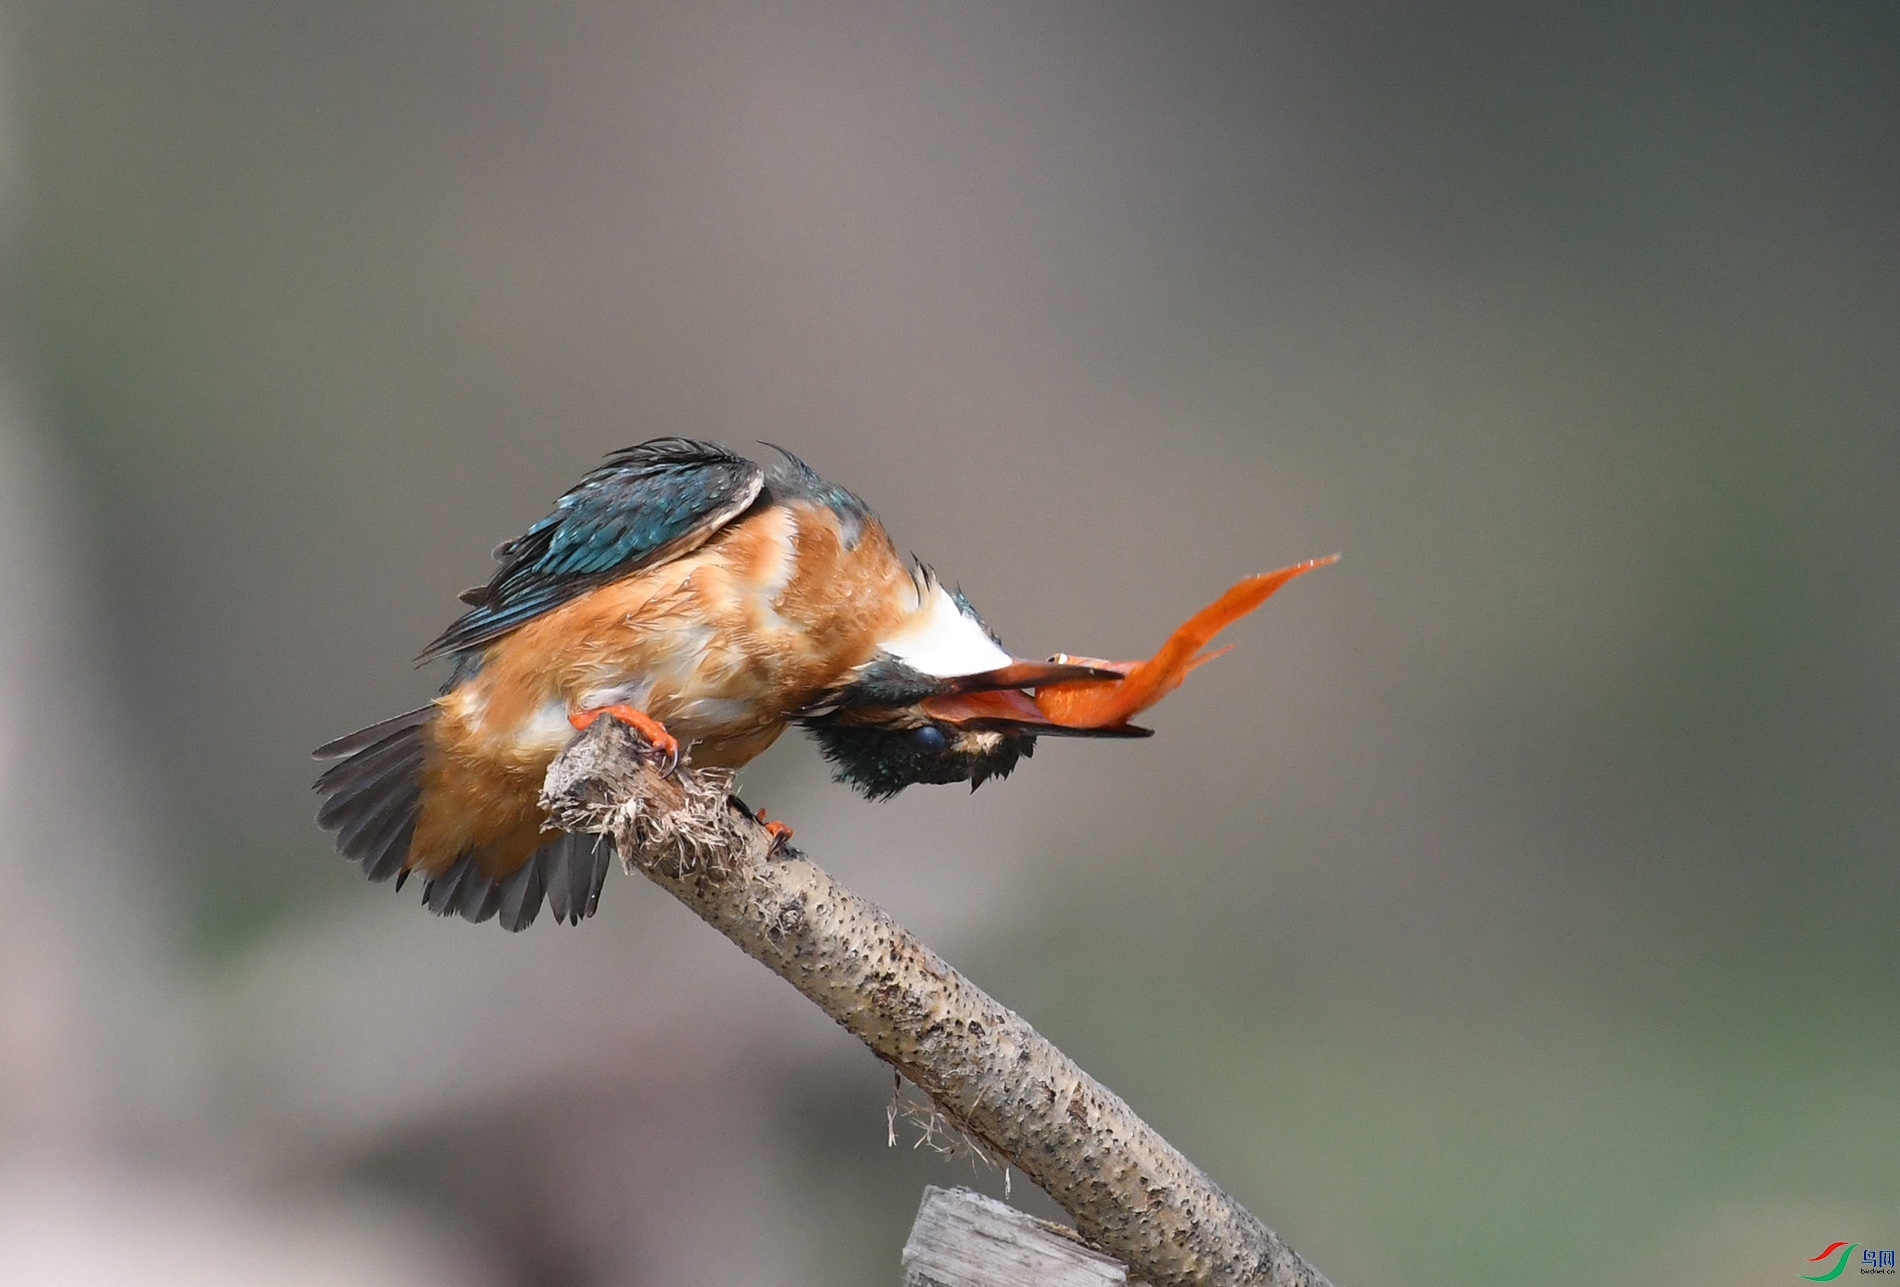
[{"xmin": 909, "ymin": 725, "xmax": 948, "ymax": 754}]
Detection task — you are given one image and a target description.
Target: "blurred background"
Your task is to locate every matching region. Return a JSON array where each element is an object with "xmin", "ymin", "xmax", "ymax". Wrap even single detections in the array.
[{"xmin": 0, "ymin": 2, "xmax": 1894, "ymax": 1284}]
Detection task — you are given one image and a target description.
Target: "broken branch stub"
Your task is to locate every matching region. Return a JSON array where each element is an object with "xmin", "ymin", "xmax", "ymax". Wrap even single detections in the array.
[
  {"xmin": 539, "ymin": 717, "xmax": 1333, "ymax": 1287},
  {"xmin": 903, "ymin": 1185, "xmax": 1126, "ymax": 1287}
]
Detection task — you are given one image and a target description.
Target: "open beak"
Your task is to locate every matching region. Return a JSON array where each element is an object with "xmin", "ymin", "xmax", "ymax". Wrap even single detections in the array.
[
  {"xmin": 919, "ymin": 687, "xmax": 1154, "ymax": 738},
  {"xmin": 918, "ymin": 555, "xmax": 1333, "ymax": 737}
]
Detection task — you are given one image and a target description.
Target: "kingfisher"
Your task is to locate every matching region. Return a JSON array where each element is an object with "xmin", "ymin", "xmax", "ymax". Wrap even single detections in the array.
[{"xmin": 315, "ymin": 438, "xmax": 1329, "ymax": 932}]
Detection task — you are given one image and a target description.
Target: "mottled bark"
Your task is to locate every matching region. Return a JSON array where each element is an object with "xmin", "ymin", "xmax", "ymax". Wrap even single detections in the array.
[{"xmin": 540, "ymin": 717, "xmax": 1333, "ymax": 1287}]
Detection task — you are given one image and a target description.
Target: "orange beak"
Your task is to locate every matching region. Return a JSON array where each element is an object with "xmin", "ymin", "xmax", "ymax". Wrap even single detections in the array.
[{"xmin": 1029, "ymin": 555, "xmax": 1337, "ymax": 729}]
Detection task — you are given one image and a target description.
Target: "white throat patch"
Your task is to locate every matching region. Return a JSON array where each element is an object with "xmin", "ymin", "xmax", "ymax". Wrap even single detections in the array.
[{"xmin": 879, "ymin": 583, "xmax": 1011, "ymax": 679}]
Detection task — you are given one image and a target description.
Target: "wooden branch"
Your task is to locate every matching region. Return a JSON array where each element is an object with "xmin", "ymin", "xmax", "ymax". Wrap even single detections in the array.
[
  {"xmin": 903, "ymin": 1185, "xmax": 1126, "ymax": 1286},
  {"xmin": 540, "ymin": 718, "xmax": 1334, "ymax": 1287}
]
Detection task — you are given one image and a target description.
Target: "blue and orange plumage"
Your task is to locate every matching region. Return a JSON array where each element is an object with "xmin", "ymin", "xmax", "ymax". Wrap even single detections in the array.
[{"xmin": 315, "ymin": 439, "xmax": 1331, "ymax": 931}]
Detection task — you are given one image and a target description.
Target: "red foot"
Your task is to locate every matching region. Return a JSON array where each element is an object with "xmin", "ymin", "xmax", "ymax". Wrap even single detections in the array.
[
  {"xmin": 756, "ymin": 808, "xmax": 794, "ymax": 851},
  {"xmin": 570, "ymin": 704, "xmax": 680, "ymax": 769}
]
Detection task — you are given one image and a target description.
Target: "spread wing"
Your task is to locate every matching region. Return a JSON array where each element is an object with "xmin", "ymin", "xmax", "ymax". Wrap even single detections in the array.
[{"xmin": 418, "ymin": 438, "xmax": 763, "ymax": 661}]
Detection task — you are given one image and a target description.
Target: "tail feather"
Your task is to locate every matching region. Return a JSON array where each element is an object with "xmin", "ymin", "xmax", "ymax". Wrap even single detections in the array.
[
  {"xmin": 422, "ymin": 854, "xmax": 477, "ymax": 918},
  {"xmin": 347, "ymin": 787, "xmax": 420, "ymax": 883},
  {"xmin": 333, "ymin": 788, "xmax": 416, "ymax": 868},
  {"xmin": 314, "ymin": 739, "xmax": 418, "ymax": 807},
  {"xmin": 542, "ymin": 831, "xmax": 612, "ymax": 926},
  {"xmin": 497, "ymin": 857, "xmax": 546, "ymax": 931},
  {"xmin": 460, "ymin": 868, "xmax": 505, "ymax": 924},
  {"xmin": 315, "ymin": 709, "xmax": 430, "ymax": 885},
  {"xmin": 314, "ymin": 729, "xmax": 427, "ymax": 816},
  {"xmin": 418, "ymin": 832, "xmax": 611, "ymax": 932},
  {"xmin": 313, "ymin": 706, "xmax": 433, "ymax": 760},
  {"xmin": 316, "ymin": 706, "xmax": 612, "ymax": 930},
  {"xmin": 360, "ymin": 815, "xmax": 417, "ymax": 884}
]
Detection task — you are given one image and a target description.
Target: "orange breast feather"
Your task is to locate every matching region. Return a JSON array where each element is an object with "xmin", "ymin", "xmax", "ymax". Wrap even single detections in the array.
[{"xmin": 409, "ymin": 501, "xmax": 913, "ymax": 875}]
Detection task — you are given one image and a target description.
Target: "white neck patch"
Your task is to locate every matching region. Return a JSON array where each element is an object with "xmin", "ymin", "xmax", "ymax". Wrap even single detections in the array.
[{"xmin": 879, "ymin": 583, "xmax": 1012, "ymax": 679}]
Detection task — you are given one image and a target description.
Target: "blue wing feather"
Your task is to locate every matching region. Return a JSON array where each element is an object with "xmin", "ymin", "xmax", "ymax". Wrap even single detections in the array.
[{"xmin": 419, "ymin": 438, "xmax": 763, "ymax": 661}]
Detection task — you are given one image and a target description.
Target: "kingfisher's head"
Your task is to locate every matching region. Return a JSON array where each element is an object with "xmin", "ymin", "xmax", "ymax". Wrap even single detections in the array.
[
  {"xmin": 799, "ymin": 577, "xmax": 1147, "ymax": 798},
  {"xmin": 800, "ymin": 705, "xmax": 1037, "ymax": 799}
]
